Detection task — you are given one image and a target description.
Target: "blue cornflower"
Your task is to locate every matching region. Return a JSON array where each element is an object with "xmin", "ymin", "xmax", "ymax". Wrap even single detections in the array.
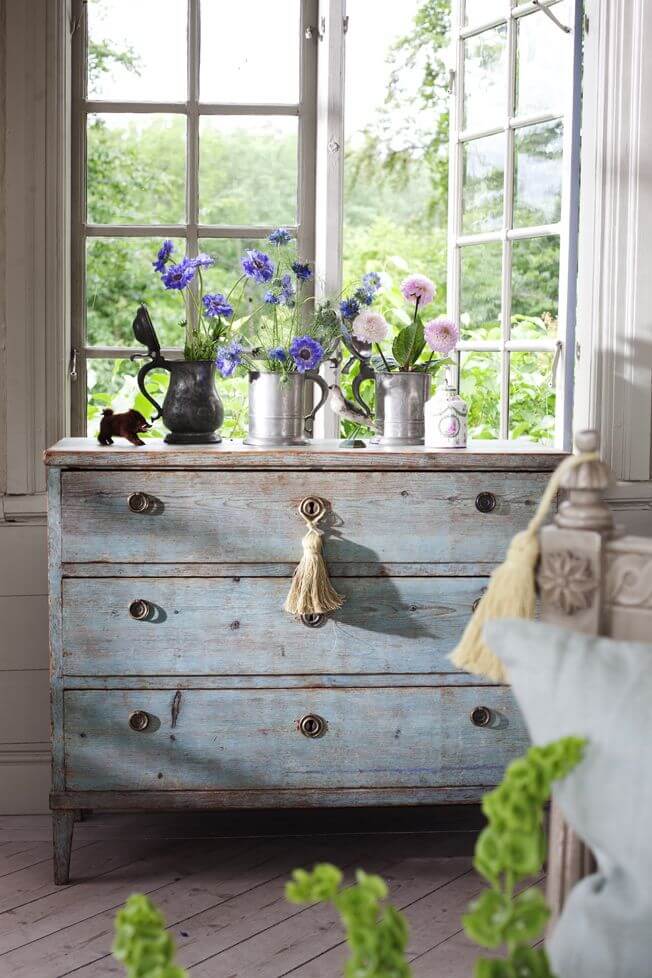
[
  {"xmin": 264, "ymin": 291, "xmax": 280, "ymax": 304},
  {"xmin": 215, "ymin": 341, "xmax": 244, "ymax": 378},
  {"xmin": 203, "ymin": 293, "xmax": 233, "ymax": 318},
  {"xmin": 354, "ymin": 285, "xmax": 376, "ymax": 306},
  {"xmin": 241, "ymin": 249, "xmax": 274, "ymax": 284},
  {"xmin": 291, "ymin": 261, "xmax": 312, "ymax": 281},
  {"xmin": 339, "ymin": 296, "xmax": 360, "ymax": 321},
  {"xmin": 269, "ymin": 347, "xmax": 287, "ymax": 362},
  {"xmin": 289, "ymin": 335, "xmax": 324, "ymax": 373},
  {"xmin": 362, "ymin": 271, "xmax": 382, "ymax": 290},
  {"xmin": 280, "ymin": 273, "xmax": 295, "ymax": 306},
  {"xmin": 162, "ymin": 257, "xmax": 195, "ymax": 290},
  {"xmin": 268, "ymin": 228, "xmax": 292, "ymax": 246},
  {"xmin": 153, "ymin": 239, "xmax": 174, "ymax": 273},
  {"xmin": 190, "ymin": 252, "xmax": 215, "ymax": 269}
]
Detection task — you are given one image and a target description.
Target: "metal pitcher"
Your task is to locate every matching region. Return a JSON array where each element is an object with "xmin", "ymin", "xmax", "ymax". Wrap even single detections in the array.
[
  {"xmin": 132, "ymin": 305, "xmax": 224, "ymax": 444},
  {"xmin": 245, "ymin": 370, "xmax": 329, "ymax": 447},
  {"xmin": 353, "ymin": 366, "xmax": 431, "ymax": 446}
]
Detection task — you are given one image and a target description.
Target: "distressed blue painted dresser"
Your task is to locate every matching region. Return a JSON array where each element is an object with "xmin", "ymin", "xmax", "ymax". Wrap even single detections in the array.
[{"xmin": 45, "ymin": 439, "xmax": 564, "ymax": 883}]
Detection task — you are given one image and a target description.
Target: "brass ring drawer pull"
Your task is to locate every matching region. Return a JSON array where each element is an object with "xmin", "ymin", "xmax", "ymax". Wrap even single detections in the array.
[
  {"xmin": 475, "ymin": 492, "xmax": 497, "ymax": 514},
  {"xmin": 299, "ymin": 496, "xmax": 327, "ymax": 521},
  {"xmin": 127, "ymin": 491, "xmax": 154, "ymax": 514},
  {"xmin": 301, "ymin": 613, "xmax": 325, "ymax": 628},
  {"xmin": 298, "ymin": 714, "xmax": 326, "ymax": 738},
  {"xmin": 129, "ymin": 599, "xmax": 151, "ymax": 620},
  {"xmin": 128, "ymin": 710, "xmax": 150, "ymax": 732},
  {"xmin": 471, "ymin": 706, "xmax": 492, "ymax": 728}
]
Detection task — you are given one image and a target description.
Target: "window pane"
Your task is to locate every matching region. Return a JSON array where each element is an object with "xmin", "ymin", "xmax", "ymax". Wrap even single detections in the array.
[
  {"xmin": 200, "ymin": 0, "xmax": 300, "ymax": 103},
  {"xmin": 87, "ymin": 358, "xmax": 170, "ymax": 437},
  {"xmin": 199, "ymin": 117, "xmax": 298, "ymax": 225},
  {"xmin": 460, "ymin": 351, "xmax": 501, "ymax": 440},
  {"xmin": 516, "ymin": 4, "xmax": 571, "ymax": 118},
  {"xmin": 87, "ymin": 115, "xmax": 185, "ymax": 225},
  {"xmin": 87, "ymin": 0, "xmax": 186, "ymax": 101},
  {"xmin": 509, "ymin": 351, "xmax": 555, "ymax": 444},
  {"xmin": 511, "ymin": 235, "xmax": 560, "ymax": 338},
  {"xmin": 462, "ymin": 133, "xmax": 505, "ymax": 233},
  {"xmin": 86, "ymin": 238, "xmax": 188, "ymax": 349},
  {"xmin": 460, "ymin": 243, "xmax": 502, "ymax": 339},
  {"xmin": 465, "ymin": 0, "xmax": 506, "ymax": 26},
  {"xmin": 463, "ymin": 26, "xmax": 508, "ymax": 132},
  {"xmin": 513, "ymin": 121, "xmax": 563, "ymax": 227}
]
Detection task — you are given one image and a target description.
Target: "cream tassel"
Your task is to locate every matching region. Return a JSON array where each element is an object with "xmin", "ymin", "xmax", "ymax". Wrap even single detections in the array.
[
  {"xmin": 284, "ymin": 514, "xmax": 344, "ymax": 616},
  {"xmin": 449, "ymin": 449, "xmax": 600, "ymax": 682}
]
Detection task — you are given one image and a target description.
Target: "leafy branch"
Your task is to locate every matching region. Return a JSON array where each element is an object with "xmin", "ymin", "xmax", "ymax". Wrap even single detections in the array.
[{"xmin": 112, "ymin": 895, "xmax": 187, "ymax": 978}]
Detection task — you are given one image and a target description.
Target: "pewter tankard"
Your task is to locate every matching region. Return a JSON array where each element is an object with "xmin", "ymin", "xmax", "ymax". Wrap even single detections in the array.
[
  {"xmin": 245, "ymin": 370, "xmax": 330, "ymax": 447},
  {"xmin": 352, "ymin": 368, "xmax": 430, "ymax": 446}
]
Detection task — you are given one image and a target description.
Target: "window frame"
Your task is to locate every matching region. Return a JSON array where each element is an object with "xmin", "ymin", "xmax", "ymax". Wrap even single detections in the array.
[
  {"xmin": 70, "ymin": 0, "xmax": 319, "ymax": 434},
  {"xmin": 447, "ymin": 0, "xmax": 582, "ymax": 449}
]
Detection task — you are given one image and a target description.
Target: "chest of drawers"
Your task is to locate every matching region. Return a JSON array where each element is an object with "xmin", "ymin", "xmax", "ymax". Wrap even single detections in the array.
[{"xmin": 45, "ymin": 438, "xmax": 564, "ymax": 883}]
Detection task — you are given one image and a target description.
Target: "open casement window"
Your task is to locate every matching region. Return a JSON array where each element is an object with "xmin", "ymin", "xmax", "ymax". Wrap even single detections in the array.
[
  {"xmin": 71, "ymin": 0, "xmax": 317, "ymax": 435},
  {"xmin": 448, "ymin": 0, "xmax": 582, "ymax": 448}
]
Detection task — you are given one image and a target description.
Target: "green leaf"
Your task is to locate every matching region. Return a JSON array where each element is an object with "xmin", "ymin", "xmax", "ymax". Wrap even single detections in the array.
[
  {"xmin": 474, "ymin": 959, "xmax": 514, "ymax": 978},
  {"xmin": 392, "ymin": 317, "xmax": 425, "ymax": 369},
  {"xmin": 508, "ymin": 946, "xmax": 557, "ymax": 978},
  {"xmin": 463, "ymin": 889, "xmax": 511, "ymax": 948},
  {"xmin": 474, "ymin": 828, "xmax": 505, "ymax": 884},
  {"xmin": 503, "ymin": 888, "xmax": 550, "ymax": 944}
]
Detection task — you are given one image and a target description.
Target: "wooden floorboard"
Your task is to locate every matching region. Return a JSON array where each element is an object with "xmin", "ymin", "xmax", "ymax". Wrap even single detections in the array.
[{"xmin": 0, "ymin": 812, "xmax": 533, "ymax": 978}]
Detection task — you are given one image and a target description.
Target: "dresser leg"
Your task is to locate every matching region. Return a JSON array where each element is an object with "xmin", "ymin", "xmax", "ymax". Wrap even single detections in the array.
[{"xmin": 53, "ymin": 811, "xmax": 75, "ymax": 885}]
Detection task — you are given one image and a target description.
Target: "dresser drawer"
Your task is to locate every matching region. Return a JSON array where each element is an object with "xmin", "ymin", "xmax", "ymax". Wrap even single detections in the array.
[
  {"xmin": 62, "ymin": 576, "xmax": 487, "ymax": 676},
  {"xmin": 60, "ymin": 470, "xmax": 547, "ymax": 564},
  {"xmin": 63, "ymin": 686, "xmax": 528, "ymax": 791}
]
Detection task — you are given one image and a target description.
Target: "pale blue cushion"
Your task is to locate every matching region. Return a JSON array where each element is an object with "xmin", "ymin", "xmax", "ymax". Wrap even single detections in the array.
[{"xmin": 484, "ymin": 619, "xmax": 652, "ymax": 978}]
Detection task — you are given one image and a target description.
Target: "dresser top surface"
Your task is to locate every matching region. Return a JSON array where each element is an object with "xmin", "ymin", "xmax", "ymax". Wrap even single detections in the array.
[{"xmin": 45, "ymin": 438, "xmax": 567, "ymax": 472}]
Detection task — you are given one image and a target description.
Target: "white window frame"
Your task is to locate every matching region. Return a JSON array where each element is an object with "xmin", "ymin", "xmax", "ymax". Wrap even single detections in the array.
[
  {"xmin": 70, "ymin": 0, "xmax": 319, "ymax": 434},
  {"xmin": 447, "ymin": 0, "xmax": 582, "ymax": 450}
]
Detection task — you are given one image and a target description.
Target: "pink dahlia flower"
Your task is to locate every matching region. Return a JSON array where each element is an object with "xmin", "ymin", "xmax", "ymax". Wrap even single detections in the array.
[
  {"xmin": 352, "ymin": 310, "xmax": 390, "ymax": 344},
  {"xmin": 400, "ymin": 274, "xmax": 436, "ymax": 306},
  {"xmin": 424, "ymin": 317, "xmax": 459, "ymax": 355}
]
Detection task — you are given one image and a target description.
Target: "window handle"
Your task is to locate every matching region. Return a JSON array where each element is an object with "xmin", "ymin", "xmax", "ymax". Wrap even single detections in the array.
[
  {"xmin": 532, "ymin": 0, "xmax": 570, "ymax": 33},
  {"xmin": 550, "ymin": 341, "xmax": 562, "ymax": 389},
  {"xmin": 69, "ymin": 347, "xmax": 78, "ymax": 382}
]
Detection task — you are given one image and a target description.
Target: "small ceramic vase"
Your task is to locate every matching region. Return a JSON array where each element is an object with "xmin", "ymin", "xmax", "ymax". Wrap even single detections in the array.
[{"xmin": 425, "ymin": 378, "xmax": 468, "ymax": 448}]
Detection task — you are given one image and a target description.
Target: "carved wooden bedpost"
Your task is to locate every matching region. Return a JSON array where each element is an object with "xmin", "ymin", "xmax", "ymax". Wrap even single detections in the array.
[{"xmin": 538, "ymin": 429, "xmax": 614, "ymax": 925}]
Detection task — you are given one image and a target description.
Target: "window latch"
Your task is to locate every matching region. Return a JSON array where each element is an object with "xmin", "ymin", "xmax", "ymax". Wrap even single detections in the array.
[
  {"xmin": 550, "ymin": 340, "xmax": 562, "ymax": 388},
  {"xmin": 532, "ymin": 0, "xmax": 570, "ymax": 33},
  {"xmin": 69, "ymin": 347, "xmax": 78, "ymax": 382}
]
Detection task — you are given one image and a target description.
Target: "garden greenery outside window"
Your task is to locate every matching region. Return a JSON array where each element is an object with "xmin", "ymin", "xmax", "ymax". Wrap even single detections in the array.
[{"xmin": 73, "ymin": 0, "xmax": 580, "ymax": 446}]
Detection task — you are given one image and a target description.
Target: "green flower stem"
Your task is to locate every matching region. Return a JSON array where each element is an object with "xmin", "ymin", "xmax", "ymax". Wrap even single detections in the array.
[{"xmin": 375, "ymin": 343, "xmax": 392, "ymax": 373}]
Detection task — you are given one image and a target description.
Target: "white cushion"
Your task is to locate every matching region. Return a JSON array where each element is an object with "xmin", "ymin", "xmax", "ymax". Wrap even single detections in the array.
[{"xmin": 484, "ymin": 619, "xmax": 652, "ymax": 978}]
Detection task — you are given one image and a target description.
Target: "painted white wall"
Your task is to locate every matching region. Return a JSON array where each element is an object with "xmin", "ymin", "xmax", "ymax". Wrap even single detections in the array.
[{"xmin": 0, "ymin": 0, "xmax": 651, "ymax": 814}]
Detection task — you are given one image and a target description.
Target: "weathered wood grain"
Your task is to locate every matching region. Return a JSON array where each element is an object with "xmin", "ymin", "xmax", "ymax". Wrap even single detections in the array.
[
  {"xmin": 60, "ymin": 560, "xmax": 497, "ymax": 578},
  {"xmin": 62, "ymin": 686, "xmax": 527, "ymax": 792},
  {"xmin": 60, "ymin": 470, "xmax": 549, "ymax": 564},
  {"xmin": 45, "ymin": 436, "xmax": 567, "ymax": 471},
  {"xmin": 61, "ymin": 577, "xmax": 487, "ymax": 677}
]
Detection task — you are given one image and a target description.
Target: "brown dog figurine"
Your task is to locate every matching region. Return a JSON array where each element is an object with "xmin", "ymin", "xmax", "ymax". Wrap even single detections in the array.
[{"xmin": 98, "ymin": 408, "xmax": 151, "ymax": 446}]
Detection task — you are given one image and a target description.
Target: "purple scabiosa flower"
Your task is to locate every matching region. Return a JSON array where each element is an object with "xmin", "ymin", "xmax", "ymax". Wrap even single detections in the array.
[
  {"xmin": 280, "ymin": 273, "xmax": 295, "ymax": 306},
  {"xmin": 289, "ymin": 335, "xmax": 324, "ymax": 373},
  {"xmin": 190, "ymin": 252, "xmax": 215, "ymax": 269},
  {"xmin": 352, "ymin": 310, "xmax": 389, "ymax": 344},
  {"xmin": 354, "ymin": 285, "xmax": 376, "ymax": 306},
  {"xmin": 269, "ymin": 347, "xmax": 287, "ymax": 362},
  {"xmin": 400, "ymin": 274, "xmax": 436, "ymax": 307},
  {"xmin": 162, "ymin": 257, "xmax": 196, "ymax": 290},
  {"xmin": 339, "ymin": 297, "xmax": 360, "ymax": 321},
  {"xmin": 362, "ymin": 271, "xmax": 382, "ymax": 291},
  {"xmin": 215, "ymin": 341, "xmax": 244, "ymax": 378},
  {"xmin": 153, "ymin": 239, "xmax": 174, "ymax": 273},
  {"xmin": 424, "ymin": 317, "xmax": 459, "ymax": 355},
  {"xmin": 264, "ymin": 290, "xmax": 280, "ymax": 305},
  {"xmin": 268, "ymin": 227, "xmax": 292, "ymax": 246},
  {"xmin": 203, "ymin": 293, "xmax": 233, "ymax": 318},
  {"xmin": 241, "ymin": 249, "xmax": 274, "ymax": 284},
  {"xmin": 291, "ymin": 261, "xmax": 312, "ymax": 281}
]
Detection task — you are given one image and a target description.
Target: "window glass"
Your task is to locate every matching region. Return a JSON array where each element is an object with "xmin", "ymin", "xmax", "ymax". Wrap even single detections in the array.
[
  {"xmin": 460, "ymin": 243, "xmax": 503, "ymax": 340},
  {"xmin": 199, "ymin": 117, "xmax": 298, "ymax": 226},
  {"xmin": 465, "ymin": 0, "xmax": 506, "ymax": 26},
  {"xmin": 460, "ymin": 351, "xmax": 501, "ymax": 440},
  {"xmin": 200, "ymin": 0, "xmax": 300, "ymax": 103},
  {"xmin": 87, "ymin": 0, "xmax": 187, "ymax": 101},
  {"xmin": 513, "ymin": 121, "xmax": 563, "ymax": 227},
  {"xmin": 463, "ymin": 26, "xmax": 508, "ymax": 131},
  {"xmin": 516, "ymin": 4, "xmax": 571, "ymax": 118},
  {"xmin": 87, "ymin": 114, "xmax": 185, "ymax": 225},
  {"xmin": 511, "ymin": 235, "xmax": 560, "ymax": 338},
  {"xmin": 509, "ymin": 351, "xmax": 555, "ymax": 443},
  {"xmin": 462, "ymin": 133, "xmax": 505, "ymax": 233},
  {"xmin": 87, "ymin": 358, "xmax": 169, "ymax": 437}
]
